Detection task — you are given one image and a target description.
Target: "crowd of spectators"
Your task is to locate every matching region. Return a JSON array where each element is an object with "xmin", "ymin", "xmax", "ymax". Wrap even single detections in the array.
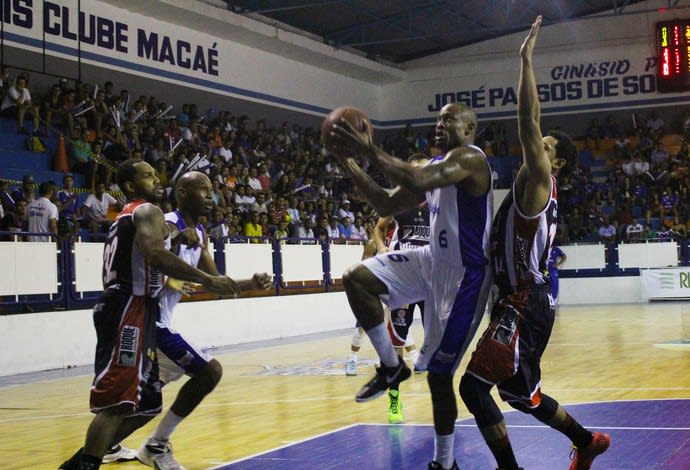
[
  {"xmin": 559, "ymin": 109, "xmax": 690, "ymax": 245},
  {"xmin": 0, "ymin": 66, "xmax": 424, "ymax": 245},
  {"xmin": 2, "ymin": 65, "xmax": 690, "ymax": 249}
]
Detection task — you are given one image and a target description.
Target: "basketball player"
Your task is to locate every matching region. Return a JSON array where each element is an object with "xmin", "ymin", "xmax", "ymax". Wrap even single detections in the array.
[
  {"xmin": 129, "ymin": 171, "xmax": 272, "ymax": 470},
  {"xmin": 458, "ymin": 17, "xmax": 611, "ymax": 470},
  {"xmin": 59, "ymin": 160, "xmax": 238, "ymax": 470},
  {"xmin": 329, "ymin": 103, "xmax": 493, "ymax": 470}
]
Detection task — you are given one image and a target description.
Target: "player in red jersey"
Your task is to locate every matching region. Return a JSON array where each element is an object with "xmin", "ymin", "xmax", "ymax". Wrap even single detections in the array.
[
  {"xmin": 59, "ymin": 160, "xmax": 238, "ymax": 470},
  {"xmin": 458, "ymin": 17, "xmax": 610, "ymax": 470}
]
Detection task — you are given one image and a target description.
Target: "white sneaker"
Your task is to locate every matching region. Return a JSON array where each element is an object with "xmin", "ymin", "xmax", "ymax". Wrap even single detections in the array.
[
  {"xmin": 102, "ymin": 443, "xmax": 137, "ymax": 463},
  {"xmin": 136, "ymin": 438, "xmax": 187, "ymax": 470},
  {"xmin": 345, "ymin": 358, "xmax": 357, "ymax": 376}
]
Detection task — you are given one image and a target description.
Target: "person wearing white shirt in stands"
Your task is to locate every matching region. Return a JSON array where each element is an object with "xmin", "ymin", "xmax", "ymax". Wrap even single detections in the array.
[
  {"xmin": 337, "ymin": 200, "xmax": 355, "ymax": 222},
  {"xmin": 82, "ymin": 182, "xmax": 117, "ymax": 232},
  {"xmin": 626, "ymin": 219, "xmax": 644, "ymax": 242},
  {"xmin": 27, "ymin": 181, "xmax": 58, "ymax": 242},
  {"xmin": 0, "ymin": 75, "xmax": 39, "ymax": 134}
]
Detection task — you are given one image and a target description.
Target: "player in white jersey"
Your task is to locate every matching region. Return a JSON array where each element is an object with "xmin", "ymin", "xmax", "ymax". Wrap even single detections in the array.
[
  {"xmin": 459, "ymin": 17, "xmax": 610, "ymax": 470},
  {"xmin": 328, "ymin": 102, "xmax": 493, "ymax": 470},
  {"xmin": 130, "ymin": 171, "xmax": 272, "ymax": 470}
]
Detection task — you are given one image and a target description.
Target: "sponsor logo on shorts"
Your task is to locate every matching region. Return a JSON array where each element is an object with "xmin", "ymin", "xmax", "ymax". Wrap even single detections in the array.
[{"xmin": 118, "ymin": 325, "xmax": 139, "ymax": 366}]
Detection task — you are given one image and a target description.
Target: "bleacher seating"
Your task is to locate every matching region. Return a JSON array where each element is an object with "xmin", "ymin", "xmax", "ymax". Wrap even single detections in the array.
[{"xmin": 0, "ymin": 117, "xmax": 84, "ymax": 186}]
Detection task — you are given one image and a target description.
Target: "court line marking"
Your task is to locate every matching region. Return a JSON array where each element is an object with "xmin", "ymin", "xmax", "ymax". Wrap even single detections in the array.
[
  {"xmin": 208, "ymin": 398, "xmax": 690, "ymax": 469},
  {"xmin": 206, "ymin": 423, "xmax": 360, "ymax": 470}
]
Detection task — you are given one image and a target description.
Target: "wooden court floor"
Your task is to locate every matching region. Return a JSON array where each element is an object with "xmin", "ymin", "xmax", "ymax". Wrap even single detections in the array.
[{"xmin": 1, "ymin": 302, "xmax": 689, "ymax": 469}]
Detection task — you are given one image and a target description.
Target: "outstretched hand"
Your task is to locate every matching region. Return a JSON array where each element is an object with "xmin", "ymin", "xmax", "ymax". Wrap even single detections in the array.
[{"xmin": 520, "ymin": 15, "xmax": 542, "ymax": 61}]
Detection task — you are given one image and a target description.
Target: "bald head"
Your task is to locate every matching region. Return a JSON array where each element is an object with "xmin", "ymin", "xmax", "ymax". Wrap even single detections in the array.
[
  {"xmin": 175, "ymin": 171, "xmax": 213, "ymax": 214},
  {"xmin": 436, "ymin": 103, "xmax": 478, "ymax": 150}
]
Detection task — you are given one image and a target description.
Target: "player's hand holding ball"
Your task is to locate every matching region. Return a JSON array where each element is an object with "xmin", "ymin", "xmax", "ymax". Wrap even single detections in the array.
[{"xmin": 320, "ymin": 106, "xmax": 374, "ymax": 163}]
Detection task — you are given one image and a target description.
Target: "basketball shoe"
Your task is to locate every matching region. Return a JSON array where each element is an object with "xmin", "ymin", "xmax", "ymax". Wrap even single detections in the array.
[
  {"xmin": 136, "ymin": 437, "xmax": 187, "ymax": 470},
  {"xmin": 355, "ymin": 358, "xmax": 411, "ymax": 402},
  {"xmin": 345, "ymin": 357, "xmax": 357, "ymax": 376},
  {"xmin": 428, "ymin": 460, "xmax": 459, "ymax": 470},
  {"xmin": 387, "ymin": 389, "xmax": 404, "ymax": 424},
  {"xmin": 568, "ymin": 432, "xmax": 611, "ymax": 470},
  {"xmin": 102, "ymin": 443, "xmax": 137, "ymax": 463}
]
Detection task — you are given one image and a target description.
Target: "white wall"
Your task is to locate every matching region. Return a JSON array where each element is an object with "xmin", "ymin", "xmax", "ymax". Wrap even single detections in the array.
[
  {"xmin": 559, "ymin": 277, "xmax": 645, "ymax": 305},
  {"xmin": 0, "ymin": 292, "xmax": 353, "ymax": 377},
  {"xmin": 4, "ymin": 0, "xmax": 687, "ymax": 128}
]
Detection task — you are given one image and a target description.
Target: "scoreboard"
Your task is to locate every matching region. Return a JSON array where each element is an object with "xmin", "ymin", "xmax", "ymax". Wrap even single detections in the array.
[{"xmin": 656, "ymin": 20, "xmax": 690, "ymax": 92}]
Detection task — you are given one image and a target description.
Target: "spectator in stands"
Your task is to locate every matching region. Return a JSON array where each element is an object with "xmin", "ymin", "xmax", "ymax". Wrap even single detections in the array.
[
  {"xmin": 350, "ymin": 215, "xmax": 368, "ymax": 241},
  {"xmin": 0, "ymin": 74, "xmax": 39, "ymax": 134},
  {"xmin": 683, "ymin": 110, "xmax": 690, "ymax": 139},
  {"xmin": 614, "ymin": 133, "xmax": 632, "ymax": 161},
  {"xmin": 657, "ymin": 223, "xmax": 673, "ymax": 241},
  {"xmin": 244, "ymin": 210, "xmax": 262, "ymax": 242},
  {"xmin": 41, "ymin": 84, "xmax": 62, "ymax": 136},
  {"xmin": 56, "ymin": 174, "xmax": 80, "ymax": 236},
  {"xmin": 670, "ymin": 217, "xmax": 688, "ymax": 239},
  {"xmin": 247, "ymin": 166, "xmax": 262, "ymax": 192},
  {"xmin": 295, "ymin": 217, "xmax": 315, "ymax": 240},
  {"xmin": 326, "ymin": 215, "xmax": 341, "ymax": 240},
  {"xmin": 641, "ymin": 224, "xmax": 655, "ymax": 240},
  {"xmin": 0, "ymin": 198, "xmax": 28, "ymax": 239},
  {"xmin": 249, "ymin": 191, "xmax": 268, "ymax": 214},
  {"xmin": 585, "ymin": 118, "xmax": 603, "ymax": 150},
  {"xmin": 603, "ymin": 114, "xmax": 623, "ymax": 139},
  {"xmin": 273, "ymin": 218, "xmax": 290, "ymax": 244},
  {"xmin": 313, "ymin": 215, "xmax": 329, "ymax": 241},
  {"xmin": 650, "ymin": 142, "xmax": 670, "ymax": 165},
  {"xmin": 626, "ymin": 219, "xmax": 644, "ymax": 242},
  {"xmin": 89, "ymin": 89, "xmax": 109, "ymax": 133},
  {"xmin": 598, "ymin": 216, "xmax": 617, "ymax": 243},
  {"xmin": 11, "ymin": 174, "xmax": 35, "ymax": 204},
  {"xmin": 337, "ymin": 200, "xmax": 355, "ymax": 221},
  {"xmin": 27, "ymin": 181, "xmax": 58, "ymax": 242},
  {"xmin": 0, "ymin": 65, "xmax": 10, "ymax": 101},
  {"xmin": 632, "ymin": 152, "xmax": 650, "ymax": 176},
  {"xmin": 647, "ymin": 110, "xmax": 665, "ymax": 143},
  {"xmin": 207, "ymin": 206, "xmax": 229, "ymax": 241},
  {"xmin": 81, "ymin": 182, "xmax": 117, "ymax": 233},
  {"xmin": 0, "ymin": 179, "xmax": 16, "ymax": 214},
  {"xmin": 338, "ymin": 216, "xmax": 356, "ymax": 240}
]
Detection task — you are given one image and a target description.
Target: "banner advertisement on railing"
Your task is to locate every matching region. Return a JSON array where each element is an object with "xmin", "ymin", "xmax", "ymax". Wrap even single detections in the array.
[{"xmin": 640, "ymin": 268, "xmax": 690, "ymax": 299}]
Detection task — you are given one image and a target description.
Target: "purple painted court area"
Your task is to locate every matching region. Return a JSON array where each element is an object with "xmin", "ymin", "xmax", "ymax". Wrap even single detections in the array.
[{"xmin": 215, "ymin": 399, "xmax": 690, "ymax": 470}]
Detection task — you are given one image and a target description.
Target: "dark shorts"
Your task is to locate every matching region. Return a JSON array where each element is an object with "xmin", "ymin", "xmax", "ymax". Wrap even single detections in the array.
[
  {"xmin": 466, "ymin": 285, "xmax": 554, "ymax": 407},
  {"xmin": 387, "ymin": 301, "xmax": 423, "ymax": 347},
  {"xmin": 90, "ymin": 291, "xmax": 162, "ymax": 416}
]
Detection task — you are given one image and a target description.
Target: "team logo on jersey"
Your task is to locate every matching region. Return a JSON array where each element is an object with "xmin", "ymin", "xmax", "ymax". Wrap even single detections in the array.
[{"xmin": 118, "ymin": 326, "xmax": 139, "ymax": 366}]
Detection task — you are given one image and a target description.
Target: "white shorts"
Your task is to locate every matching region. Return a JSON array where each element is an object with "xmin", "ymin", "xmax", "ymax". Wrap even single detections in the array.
[
  {"xmin": 156, "ymin": 325, "xmax": 213, "ymax": 384},
  {"xmin": 363, "ymin": 246, "xmax": 492, "ymax": 376}
]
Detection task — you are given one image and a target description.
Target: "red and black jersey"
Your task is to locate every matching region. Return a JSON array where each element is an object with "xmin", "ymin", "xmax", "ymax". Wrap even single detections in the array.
[
  {"xmin": 491, "ymin": 176, "xmax": 558, "ymax": 297},
  {"xmin": 102, "ymin": 200, "xmax": 169, "ymax": 298}
]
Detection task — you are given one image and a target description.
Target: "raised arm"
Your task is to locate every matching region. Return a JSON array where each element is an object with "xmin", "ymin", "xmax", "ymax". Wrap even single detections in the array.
[{"xmin": 516, "ymin": 15, "xmax": 553, "ymax": 215}]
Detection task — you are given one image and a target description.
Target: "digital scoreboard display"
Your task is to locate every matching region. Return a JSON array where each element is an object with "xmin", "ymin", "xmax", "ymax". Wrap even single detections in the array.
[{"xmin": 657, "ymin": 20, "xmax": 690, "ymax": 92}]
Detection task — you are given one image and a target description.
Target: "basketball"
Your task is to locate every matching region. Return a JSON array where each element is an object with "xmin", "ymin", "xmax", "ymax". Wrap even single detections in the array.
[{"xmin": 320, "ymin": 106, "xmax": 372, "ymax": 153}]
